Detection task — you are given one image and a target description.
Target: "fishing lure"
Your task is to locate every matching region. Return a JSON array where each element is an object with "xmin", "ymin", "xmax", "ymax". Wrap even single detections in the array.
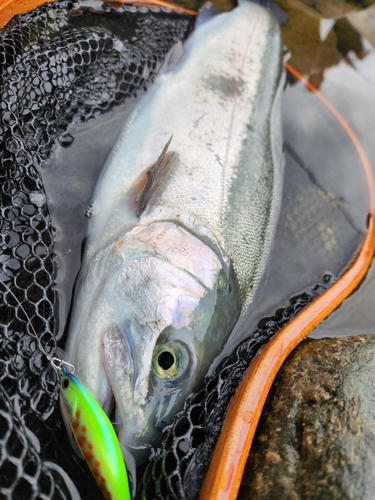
[{"xmin": 52, "ymin": 358, "xmax": 130, "ymax": 500}]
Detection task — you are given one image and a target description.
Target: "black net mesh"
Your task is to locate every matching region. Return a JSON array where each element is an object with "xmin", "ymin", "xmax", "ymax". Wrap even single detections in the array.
[
  {"xmin": 0, "ymin": 383, "xmax": 73, "ymax": 499},
  {"xmin": 140, "ymin": 274, "xmax": 334, "ymax": 500},
  {"xmin": 0, "ymin": 2, "xmax": 193, "ymax": 498}
]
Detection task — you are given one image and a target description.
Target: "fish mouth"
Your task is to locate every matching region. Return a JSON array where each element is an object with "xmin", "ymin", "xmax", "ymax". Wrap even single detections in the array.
[
  {"xmin": 108, "ymin": 401, "xmax": 148, "ymax": 461},
  {"xmin": 100, "ymin": 327, "xmax": 126, "ymax": 432},
  {"xmin": 106, "ymin": 390, "xmax": 155, "ymax": 466},
  {"xmin": 100, "ymin": 325, "xmax": 156, "ymax": 463}
]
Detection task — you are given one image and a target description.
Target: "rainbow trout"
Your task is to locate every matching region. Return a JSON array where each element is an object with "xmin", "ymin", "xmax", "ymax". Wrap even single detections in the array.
[{"xmin": 66, "ymin": 1, "xmax": 284, "ymax": 463}]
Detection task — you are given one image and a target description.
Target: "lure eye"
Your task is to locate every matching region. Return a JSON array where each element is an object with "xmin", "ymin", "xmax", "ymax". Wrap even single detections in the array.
[{"xmin": 62, "ymin": 377, "xmax": 70, "ymax": 390}]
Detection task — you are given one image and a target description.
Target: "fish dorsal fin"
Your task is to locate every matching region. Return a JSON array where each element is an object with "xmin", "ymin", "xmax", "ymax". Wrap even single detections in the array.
[
  {"xmin": 195, "ymin": 2, "xmax": 220, "ymax": 29},
  {"xmin": 137, "ymin": 136, "xmax": 175, "ymax": 217}
]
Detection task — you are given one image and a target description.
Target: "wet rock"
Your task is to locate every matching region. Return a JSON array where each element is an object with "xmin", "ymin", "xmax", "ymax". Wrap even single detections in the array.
[{"xmin": 239, "ymin": 335, "xmax": 375, "ymax": 500}]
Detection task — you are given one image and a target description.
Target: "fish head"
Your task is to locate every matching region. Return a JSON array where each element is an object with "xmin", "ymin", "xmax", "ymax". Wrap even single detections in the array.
[{"xmin": 66, "ymin": 222, "xmax": 240, "ymax": 462}]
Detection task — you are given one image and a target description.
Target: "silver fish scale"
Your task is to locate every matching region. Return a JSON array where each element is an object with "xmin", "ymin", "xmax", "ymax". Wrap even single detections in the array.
[
  {"xmin": 225, "ymin": 135, "xmax": 279, "ymax": 311},
  {"xmin": 223, "ymin": 19, "xmax": 284, "ymax": 311}
]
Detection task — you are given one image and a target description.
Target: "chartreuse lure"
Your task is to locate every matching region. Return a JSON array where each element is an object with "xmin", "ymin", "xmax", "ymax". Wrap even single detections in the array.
[{"xmin": 52, "ymin": 358, "xmax": 130, "ymax": 500}]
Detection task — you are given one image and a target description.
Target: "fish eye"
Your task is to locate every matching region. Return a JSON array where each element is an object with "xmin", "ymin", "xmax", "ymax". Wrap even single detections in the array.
[
  {"xmin": 158, "ymin": 351, "xmax": 175, "ymax": 371},
  {"xmin": 62, "ymin": 377, "xmax": 70, "ymax": 390},
  {"xmin": 152, "ymin": 346, "xmax": 178, "ymax": 379},
  {"xmin": 152, "ymin": 338, "xmax": 196, "ymax": 382}
]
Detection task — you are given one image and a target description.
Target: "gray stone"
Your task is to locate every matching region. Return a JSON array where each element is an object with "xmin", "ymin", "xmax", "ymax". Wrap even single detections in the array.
[{"xmin": 239, "ymin": 335, "xmax": 375, "ymax": 500}]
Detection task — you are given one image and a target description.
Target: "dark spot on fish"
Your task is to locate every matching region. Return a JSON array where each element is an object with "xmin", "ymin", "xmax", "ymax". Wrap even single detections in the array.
[
  {"xmin": 82, "ymin": 425, "xmax": 87, "ymax": 433},
  {"xmin": 202, "ymin": 74, "xmax": 245, "ymax": 98}
]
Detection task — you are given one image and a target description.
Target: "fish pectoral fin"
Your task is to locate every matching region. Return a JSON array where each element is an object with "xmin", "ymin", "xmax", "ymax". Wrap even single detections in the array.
[
  {"xmin": 137, "ymin": 136, "xmax": 175, "ymax": 216},
  {"xmin": 160, "ymin": 41, "xmax": 184, "ymax": 73}
]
